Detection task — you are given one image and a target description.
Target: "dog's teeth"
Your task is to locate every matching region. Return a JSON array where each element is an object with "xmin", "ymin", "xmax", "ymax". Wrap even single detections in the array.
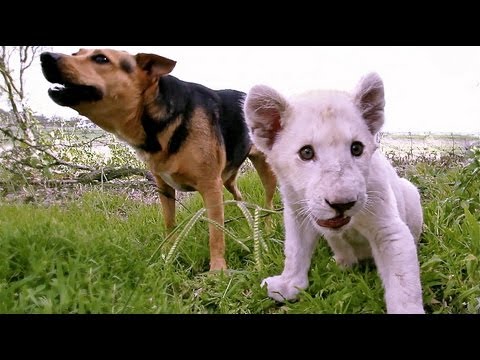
[{"xmin": 50, "ymin": 84, "xmax": 65, "ymax": 91}]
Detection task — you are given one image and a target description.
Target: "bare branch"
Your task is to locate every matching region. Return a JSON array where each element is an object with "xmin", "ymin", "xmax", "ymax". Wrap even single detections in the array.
[
  {"xmin": 0, "ymin": 58, "xmax": 22, "ymax": 100},
  {"xmin": 0, "ymin": 47, "xmax": 8, "ymax": 93},
  {"xmin": 23, "ymin": 46, "xmax": 41, "ymax": 71},
  {"xmin": 58, "ymin": 134, "xmax": 107, "ymax": 149},
  {"xmin": 0, "ymin": 66, "xmax": 22, "ymax": 120},
  {"xmin": 19, "ymin": 46, "xmax": 44, "ymax": 97},
  {"xmin": 46, "ymin": 159, "xmax": 95, "ymax": 171}
]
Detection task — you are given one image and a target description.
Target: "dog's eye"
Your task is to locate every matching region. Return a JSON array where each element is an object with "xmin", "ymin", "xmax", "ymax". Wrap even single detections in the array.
[
  {"xmin": 299, "ymin": 145, "xmax": 315, "ymax": 161},
  {"xmin": 91, "ymin": 54, "xmax": 110, "ymax": 64},
  {"xmin": 351, "ymin": 141, "xmax": 364, "ymax": 157}
]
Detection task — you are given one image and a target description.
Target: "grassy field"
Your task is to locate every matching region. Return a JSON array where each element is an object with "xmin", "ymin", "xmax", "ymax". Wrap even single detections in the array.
[{"xmin": 0, "ymin": 135, "xmax": 479, "ymax": 314}]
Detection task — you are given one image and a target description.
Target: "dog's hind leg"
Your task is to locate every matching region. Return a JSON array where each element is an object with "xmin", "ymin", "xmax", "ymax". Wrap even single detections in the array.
[
  {"xmin": 153, "ymin": 175, "xmax": 176, "ymax": 231},
  {"xmin": 224, "ymin": 170, "xmax": 243, "ymax": 201},
  {"xmin": 248, "ymin": 146, "xmax": 276, "ymax": 210},
  {"xmin": 199, "ymin": 178, "xmax": 227, "ymax": 271}
]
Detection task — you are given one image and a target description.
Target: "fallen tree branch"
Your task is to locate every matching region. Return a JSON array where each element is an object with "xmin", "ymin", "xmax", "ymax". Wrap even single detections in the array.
[
  {"xmin": 0, "ymin": 167, "xmax": 152, "ymax": 186},
  {"xmin": 0, "ymin": 127, "xmax": 95, "ymax": 171},
  {"xmin": 76, "ymin": 167, "xmax": 149, "ymax": 183}
]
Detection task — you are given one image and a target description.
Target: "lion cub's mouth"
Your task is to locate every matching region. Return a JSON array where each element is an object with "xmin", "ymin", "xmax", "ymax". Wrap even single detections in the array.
[{"xmin": 316, "ymin": 215, "xmax": 351, "ymax": 229}]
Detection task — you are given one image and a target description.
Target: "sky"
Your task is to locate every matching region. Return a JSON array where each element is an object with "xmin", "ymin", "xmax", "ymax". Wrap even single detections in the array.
[{"xmin": 13, "ymin": 46, "xmax": 480, "ymax": 134}]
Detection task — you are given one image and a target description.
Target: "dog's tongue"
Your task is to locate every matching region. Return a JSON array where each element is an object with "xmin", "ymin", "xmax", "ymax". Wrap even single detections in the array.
[{"xmin": 316, "ymin": 216, "xmax": 351, "ymax": 229}]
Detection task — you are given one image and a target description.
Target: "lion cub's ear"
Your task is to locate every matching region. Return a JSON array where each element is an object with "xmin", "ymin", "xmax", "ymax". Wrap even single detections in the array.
[
  {"xmin": 354, "ymin": 72, "xmax": 385, "ymax": 135},
  {"xmin": 244, "ymin": 85, "xmax": 289, "ymax": 153}
]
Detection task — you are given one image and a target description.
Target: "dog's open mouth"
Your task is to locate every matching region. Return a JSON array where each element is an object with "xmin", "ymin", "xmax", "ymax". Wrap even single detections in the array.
[
  {"xmin": 41, "ymin": 53, "xmax": 103, "ymax": 107},
  {"xmin": 47, "ymin": 82, "xmax": 103, "ymax": 107},
  {"xmin": 316, "ymin": 215, "xmax": 351, "ymax": 229}
]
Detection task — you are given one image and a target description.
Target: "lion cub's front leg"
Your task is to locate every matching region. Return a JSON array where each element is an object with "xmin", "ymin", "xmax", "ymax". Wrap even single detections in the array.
[
  {"xmin": 261, "ymin": 207, "xmax": 318, "ymax": 302},
  {"xmin": 367, "ymin": 220, "xmax": 424, "ymax": 314}
]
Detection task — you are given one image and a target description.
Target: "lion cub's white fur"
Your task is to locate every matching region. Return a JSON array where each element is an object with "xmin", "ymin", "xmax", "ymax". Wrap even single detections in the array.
[{"xmin": 244, "ymin": 73, "xmax": 424, "ymax": 314}]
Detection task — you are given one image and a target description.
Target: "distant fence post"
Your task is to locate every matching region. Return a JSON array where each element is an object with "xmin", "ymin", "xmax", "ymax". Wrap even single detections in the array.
[
  {"xmin": 408, "ymin": 131, "xmax": 414, "ymax": 159},
  {"xmin": 450, "ymin": 132, "xmax": 456, "ymax": 156}
]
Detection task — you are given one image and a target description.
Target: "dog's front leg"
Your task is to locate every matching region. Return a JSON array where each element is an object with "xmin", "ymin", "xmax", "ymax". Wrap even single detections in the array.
[
  {"xmin": 368, "ymin": 221, "xmax": 424, "ymax": 314},
  {"xmin": 153, "ymin": 175, "xmax": 176, "ymax": 231},
  {"xmin": 262, "ymin": 206, "xmax": 318, "ymax": 302},
  {"xmin": 199, "ymin": 178, "xmax": 227, "ymax": 271}
]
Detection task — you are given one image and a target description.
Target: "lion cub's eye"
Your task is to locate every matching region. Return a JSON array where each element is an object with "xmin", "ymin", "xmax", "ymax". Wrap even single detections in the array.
[
  {"xmin": 91, "ymin": 54, "xmax": 110, "ymax": 64},
  {"xmin": 299, "ymin": 145, "xmax": 315, "ymax": 161},
  {"xmin": 351, "ymin": 141, "xmax": 364, "ymax": 157}
]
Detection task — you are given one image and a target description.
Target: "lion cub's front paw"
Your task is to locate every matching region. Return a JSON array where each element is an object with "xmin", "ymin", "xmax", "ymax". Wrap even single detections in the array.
[
  {"xmin": 387, "ymin": 300, "xmax": 425, "ymax": 314},
  {"xmin": 261, "ymin": 275, "xmax": 307, "ymax": 302}
]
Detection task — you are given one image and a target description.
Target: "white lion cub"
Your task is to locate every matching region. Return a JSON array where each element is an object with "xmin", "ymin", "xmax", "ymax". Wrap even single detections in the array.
[{"xmin": 244, "ymin": 73, "xmax": 424, "ymax": 314}]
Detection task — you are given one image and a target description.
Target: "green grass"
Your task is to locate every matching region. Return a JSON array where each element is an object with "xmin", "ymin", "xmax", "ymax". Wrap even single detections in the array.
[
  {"xmin": 0, "ymin": 154, "xmax": 479, "ymax": 314},
  {"xmin": 410, "ymin": 153, "xmax": 480, "ymax": 313}
]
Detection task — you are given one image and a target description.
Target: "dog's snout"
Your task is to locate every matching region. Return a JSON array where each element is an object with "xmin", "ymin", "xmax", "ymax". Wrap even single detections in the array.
[
  {"xmin": 325, "ymin": 199, "xmax": 356, "ymax": 213},
  {"xmin": 40, "ymin": 52, "xmax": 62, "ymax": 64},
  {"xmin": 40, "ymin": 52, "xmax": 66, "ymax": 84}
]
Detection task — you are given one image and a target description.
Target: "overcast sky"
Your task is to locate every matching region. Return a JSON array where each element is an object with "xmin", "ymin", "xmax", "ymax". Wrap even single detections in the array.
[{"xmin": 19, "ymin": 46, "xmax": 480, "ymax": 134}]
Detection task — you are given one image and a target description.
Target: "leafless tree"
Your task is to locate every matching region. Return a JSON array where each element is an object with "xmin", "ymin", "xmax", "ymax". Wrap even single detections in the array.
[{"xmin": 0, "ymin": 46, "xmax": 43, "ymax": 144}]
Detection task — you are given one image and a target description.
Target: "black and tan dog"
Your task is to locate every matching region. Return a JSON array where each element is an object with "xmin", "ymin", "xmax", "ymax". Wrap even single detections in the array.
[{"xmin": 40, "ymin": 48, "xmax": 276, "ymax": 271}]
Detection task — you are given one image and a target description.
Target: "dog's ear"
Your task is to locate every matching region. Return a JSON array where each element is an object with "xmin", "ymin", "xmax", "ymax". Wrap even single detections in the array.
[
  {"xmin": 135, "ymin": 53, "xmax": 176, "ymax": 80},
  {"xmin": 244, "ymin": 85, "xmax": 288, "ymax": 152},
  {"xmin": 354, "ymin": 72, "xmax": 385, "ymax": 135}
]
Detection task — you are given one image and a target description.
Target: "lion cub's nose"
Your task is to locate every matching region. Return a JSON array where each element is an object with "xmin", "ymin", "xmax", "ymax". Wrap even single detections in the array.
[{"xmin": 325, "ymin": 199, "xmax": 356, "ymax": 213}]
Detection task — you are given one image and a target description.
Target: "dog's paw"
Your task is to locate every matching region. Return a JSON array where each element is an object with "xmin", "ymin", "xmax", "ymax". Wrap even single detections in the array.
[
  {"xmin": 261, "ymin": 275, "xmax": 307, "ymax": 302},
  {"xmin": 209, "ymin": 258, "xmax": 227, "ymax": 271}
]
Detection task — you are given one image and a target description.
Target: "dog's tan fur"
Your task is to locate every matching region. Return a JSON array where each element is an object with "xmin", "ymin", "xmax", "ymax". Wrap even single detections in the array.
[{"xmin": 42, "ymin": 48, "xmax": 276, "ymax": 271}]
